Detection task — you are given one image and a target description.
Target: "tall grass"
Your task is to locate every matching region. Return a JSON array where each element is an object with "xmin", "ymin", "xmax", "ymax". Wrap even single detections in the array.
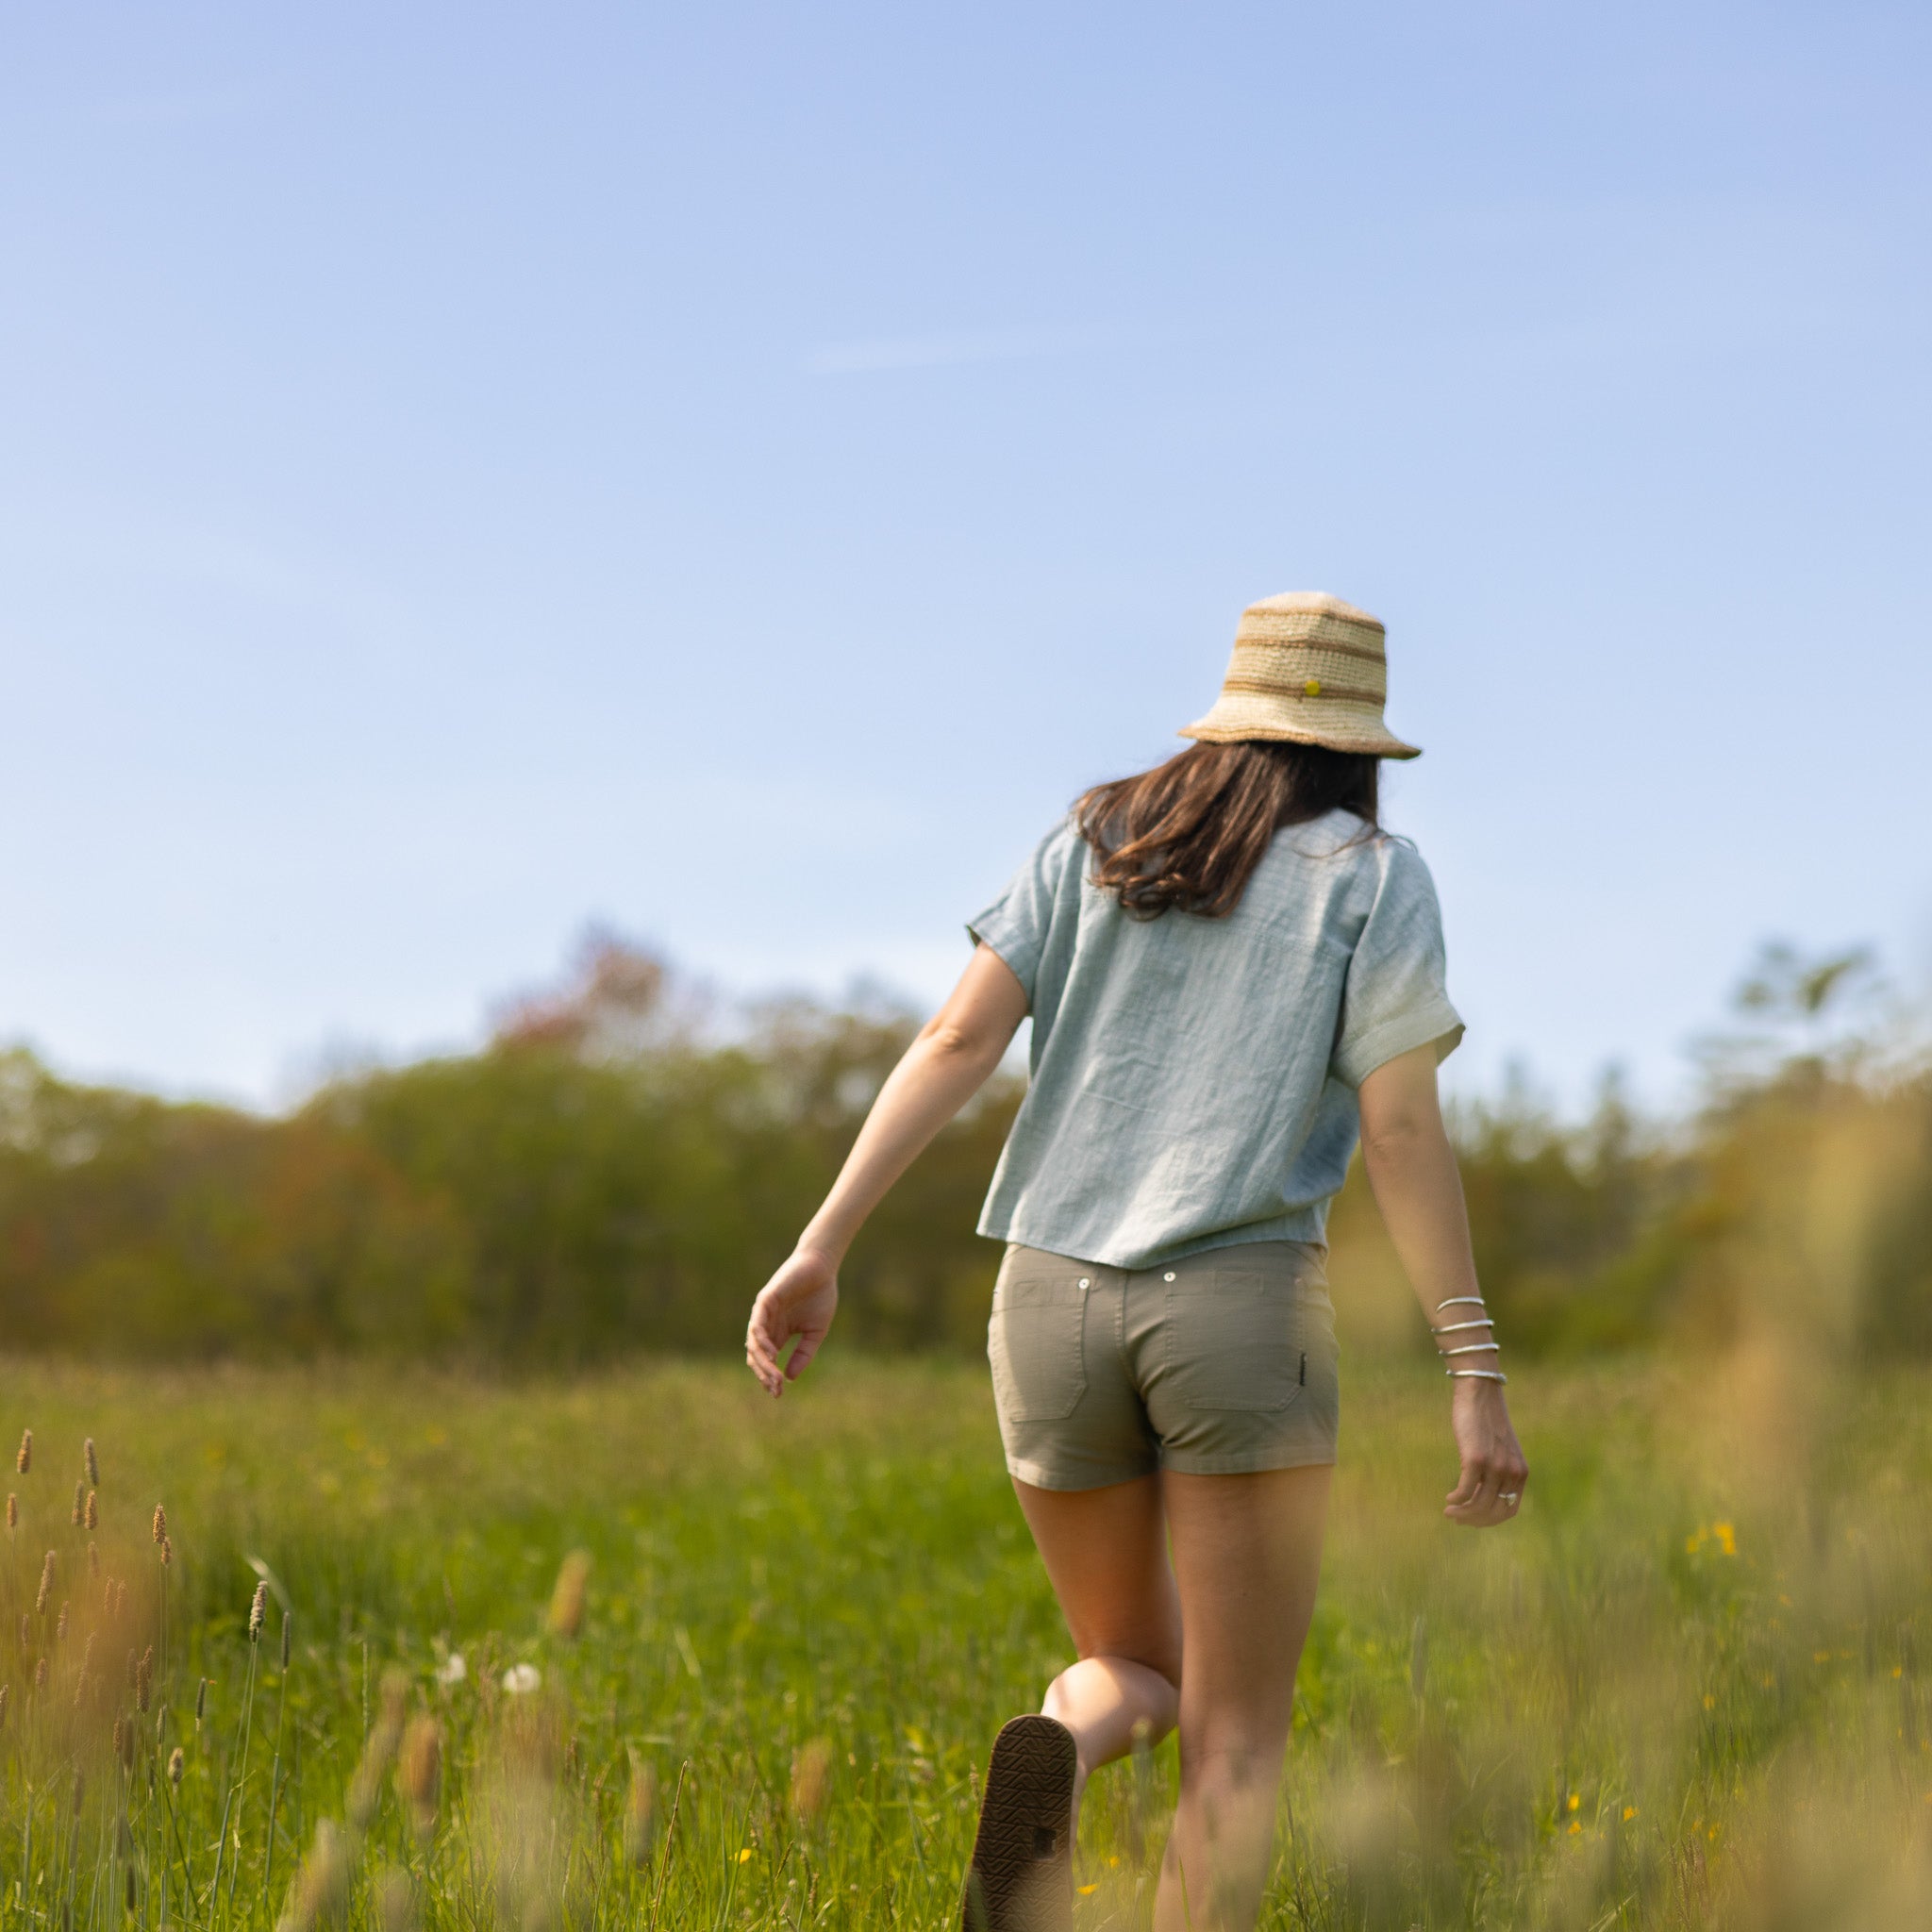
[{"xmin": 1, "ymin": 1352, "xmax": 1927, "ymax": 1928}]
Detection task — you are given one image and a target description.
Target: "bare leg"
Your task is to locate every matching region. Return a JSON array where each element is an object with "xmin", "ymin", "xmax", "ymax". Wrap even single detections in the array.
[
  {"xmin": 1011, "ymin": 1474, "xmax": 1183, "ymax": 1819},
  {"xmin": 1155, "ymin": 1465, "xmax": 1330, "ymax": 1932}
]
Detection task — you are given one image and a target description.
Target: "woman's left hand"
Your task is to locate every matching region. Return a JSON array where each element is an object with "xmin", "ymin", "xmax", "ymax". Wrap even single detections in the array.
[{"xmin": 745, "ymin": 1249, "xmax": 840, "ymax": 1398}]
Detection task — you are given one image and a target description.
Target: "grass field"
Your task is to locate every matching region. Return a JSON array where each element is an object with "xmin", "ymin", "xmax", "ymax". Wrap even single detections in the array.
[{"xmin": 2, "ymin": 1350, "xmax": 1929, "ymax": 1930}]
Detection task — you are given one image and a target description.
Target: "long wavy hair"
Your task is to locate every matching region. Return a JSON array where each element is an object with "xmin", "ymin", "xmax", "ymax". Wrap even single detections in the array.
[{"xmin": 1074, "ymin": 740, "xmax": 1379, "ymax": 920}]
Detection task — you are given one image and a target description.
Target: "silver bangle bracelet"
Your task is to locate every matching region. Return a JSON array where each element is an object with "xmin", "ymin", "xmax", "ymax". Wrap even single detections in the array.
[
  {"xmin": 1446, "ymin": 1368, "xmax": 1507, "ymax": 1383},
  {"xmin": 1441, "ymin": 1342, "xmax": 1501, "ymax": 1357},
  {"xmin": 1436, "ymin": 1296, "xmax": 1488, "ymax": 1312},
  {"xmin": 1432, "ymin": 1318, "xmax": 1495, "ymax": 1335}
]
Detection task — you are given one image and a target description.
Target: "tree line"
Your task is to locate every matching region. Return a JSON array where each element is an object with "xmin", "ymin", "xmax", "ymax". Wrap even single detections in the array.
[{"xmin": 2, "ymin": 940, "xmax": 1925, "ymax": 1363}]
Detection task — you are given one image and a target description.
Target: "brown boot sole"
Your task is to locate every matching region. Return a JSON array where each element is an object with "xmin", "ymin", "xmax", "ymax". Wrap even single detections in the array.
[{"xmin": 961, "ymin": 1714, "xmax": 1077, "ymax": 1932}]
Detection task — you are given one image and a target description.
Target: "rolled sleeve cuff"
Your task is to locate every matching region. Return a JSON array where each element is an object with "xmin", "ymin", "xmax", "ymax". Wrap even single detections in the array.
[
  {"xmin": 1332, "ymin": 1000, "xmax": 1465, "ymax": 1091},
  {"xmin": 965, "ymin": 909, "xmax": 1040, "ymax": 1006}
]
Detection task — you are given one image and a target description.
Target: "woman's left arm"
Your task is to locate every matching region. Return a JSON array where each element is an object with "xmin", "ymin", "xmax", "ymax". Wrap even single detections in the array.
[{"xmin": 745, "ymin": 942, "xmax": 1029, "ymax": 1396}]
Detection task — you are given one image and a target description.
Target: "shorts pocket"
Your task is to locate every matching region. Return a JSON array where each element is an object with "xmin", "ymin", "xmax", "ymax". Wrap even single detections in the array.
[
  {"xmin": 1163, "ymin": 1268, "xmax": 1305, "ymax": 1413},
  {"xmin": 988, "ymin": 1251, "xmax": 1090, "ymax": 1423}
]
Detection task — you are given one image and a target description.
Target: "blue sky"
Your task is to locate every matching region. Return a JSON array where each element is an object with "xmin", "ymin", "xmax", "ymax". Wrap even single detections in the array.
[{"xmin": 2, "ymin": 2, "xmax": 1927, "ymax": 1112}]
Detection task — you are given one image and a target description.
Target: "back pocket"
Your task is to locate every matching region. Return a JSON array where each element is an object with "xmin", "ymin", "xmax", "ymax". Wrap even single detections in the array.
[
  {"xmin": 988, "ymin": 1250, "xmax": 1090, "ymax": 1423},
  {"xmin": 1163, "ymin": 1268, "xmax": 1304, "ymax": 1413}
]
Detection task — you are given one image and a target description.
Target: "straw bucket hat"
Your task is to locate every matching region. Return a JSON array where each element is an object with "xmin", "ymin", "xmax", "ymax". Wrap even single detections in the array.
[{"xmin": 1181, "ymin": 591, "xmax": 1421, "ymax": 759}]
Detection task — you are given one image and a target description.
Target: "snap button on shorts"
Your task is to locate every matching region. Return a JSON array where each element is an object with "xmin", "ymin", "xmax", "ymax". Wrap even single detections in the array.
[{"xmin": 987, "ymin": 1240, "xmax": 1340, "ymax": 1491}]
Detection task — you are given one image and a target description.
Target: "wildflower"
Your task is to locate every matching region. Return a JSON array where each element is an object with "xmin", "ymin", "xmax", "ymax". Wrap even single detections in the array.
[
  {"xmin": 396, "ymin": 1717, "xmax": 441, "ymax": 1840},
  {"xmin": 84, "ymin": 1439, "xmax": 99, "ymax": 1487},
  {"xmin": 790, "ymin": 1737, "xmax": 832, "ymax": 1822},
  {"xmin": 1567, "ymin": 1820, "xmax": 1582, "ymax": 1837},
  {"xmin": 17, "ymin": 1429, "xmax": 30, "ymax": 1474},
  {"xmin": 36, "ymin": 1550, "xmax": 56, "ymax": 1616},
  {"xmin": 1078, "ymin": 1883, "xmax": 1099, "ymax": 1895},
  {"xmin": 1567, "ymin": 1792, "xmax": 1580, "ymax": 1812},
  {"xmin": 1713, "ymin": 1521, "xmax": 1737, "ymax": 1557},
  {"xmin": 433, "ymin": 1652, "xmax": 467, "ymax": 1688},
  {"xmin": 152, "ymin": 1503, "xmax": 166, "ymax": 1545},
  {"xmin": 85, "ymin": 1491, "xmax": 97, "ymax": 1532},
  {"xmin": 501, "ymin": 1662, "xmax": 541, "ymax": 1695},
  {"xmin": 545, "ymin": 1548, "xmax": 593, "ymax": 1640},
  {"xmin": 737, "ymin": 1847, "xmax": 754, "ymax": 1865},
  {"xmin": 1624, "ymin": 1806, "xmax": 1638, "ymax": 1821},
  {"xmin": 624, "ymin": 1756, "xmax": 657, "ymax": 1866},
  {"xmin": 168, "ymin": 1746, "xmax": 184, "ymax": 1789},
  {"xmin": 249, "ymin": 1580, "xmax": 268, "ymax": 1641}
]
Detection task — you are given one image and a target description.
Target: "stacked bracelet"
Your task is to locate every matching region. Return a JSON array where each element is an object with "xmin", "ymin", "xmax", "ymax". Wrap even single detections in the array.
[{"xmin": 1434, "ymin": 1296, "xmax": 1507, "ymax": 1384}]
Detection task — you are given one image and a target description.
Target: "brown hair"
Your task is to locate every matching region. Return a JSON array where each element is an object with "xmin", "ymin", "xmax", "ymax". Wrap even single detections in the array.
[{"xmin": 1074, "ymin": 740, "xmax": 1379, "ymax": 920}]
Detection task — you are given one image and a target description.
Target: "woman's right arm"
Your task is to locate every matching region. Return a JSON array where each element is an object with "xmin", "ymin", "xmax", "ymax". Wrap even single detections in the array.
[
  {"xmin": 1357, "ymin": 1043, "xmax": 1529, "ymax": 1526},
  {"xmin": 744, "ymin": 942, "xmax": 1029, "ymax": 1397}
]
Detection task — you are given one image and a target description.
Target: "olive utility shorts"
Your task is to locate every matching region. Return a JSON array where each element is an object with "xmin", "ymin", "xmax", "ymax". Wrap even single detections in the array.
[{"xmin": 987, "ymin": 1240, "xmax": 1340, "ymax": 1491}]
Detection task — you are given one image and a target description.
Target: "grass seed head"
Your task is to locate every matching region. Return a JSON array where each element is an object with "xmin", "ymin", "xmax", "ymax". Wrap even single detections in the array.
[
  {"xmin": 56, "ymin": 1602, "xmax": 67, "ymax": 1643},
  {"xmin": 249, "ymin": 1580, "xmax": 268, "ymax": 1641},
  {"xmin": 36, "ymin": 1550, "xmax": 55, "ymax": 1615},
  {"xmin": 16, "ymin": 1428, "xmax": 29, "ymax": 1474},
  {"xmin": 160, "ymin": 1535, "xmax": 173, "ymax": 1567},
  {"xmin": 85, "ymin": 1491, "xmax": 97, "ymax": 1531},
  {"xmin": 71, "ymin": 1480, "xmax": 84, "ymax": 1526},
  {"xmin": 279, "ymin": 1819, "xmax": 350, "ymax": 1932},
  {"xmin": 790, "ymin": 1737, "xmax": 833, "ymax": 1823},
  {"xmin": 5, "ymin": 1493, "xmax": 13, "ymax": 1529},
  {"xmin": 373, "ymin": 1869, "xmax": 417, "ymax": 1932},
  {"xmin": 544, "ymin": 1548, "xmax": 593, "ymax": 1641},
  {"xmin": 396, "ymin": 1716, "xmax": 442, "ymax": 1840},
  {"xmin": 84, "ymin": 1438, "xmax": 98, "ymax": 1486},
  {"xmin": 624, "ymin": 1755, "xmax": 658, "ymax": 1866},
  {"xmin": 17, "ymin": 1612, "xmax": 28, "ymax": 1648},
  {"xmin": 151, "ymin": 1504, "xmax": 167, "ymax": 1546},
  {"xmin": 195, "ymin": 1676, "xmax": 208, "ymax": 1726},
  {"xmin": 168, "ymin": 1745, "xmax": 184, "ymax": 1788},
  {"xmin": 33, "ymin": 1656, "xmax": 47, "ymax": 1690}
]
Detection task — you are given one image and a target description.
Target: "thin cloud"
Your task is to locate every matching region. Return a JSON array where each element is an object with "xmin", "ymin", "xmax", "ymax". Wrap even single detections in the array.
[{"xmin": 803, "ymin": 327, "xmax": 1102, "ymax": 376}]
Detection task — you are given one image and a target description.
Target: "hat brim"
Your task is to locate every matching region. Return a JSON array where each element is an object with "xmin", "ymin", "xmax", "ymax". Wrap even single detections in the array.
[{"xmin": 1181, "ymin": 710, "xmax": 1422, "ymax": 760}]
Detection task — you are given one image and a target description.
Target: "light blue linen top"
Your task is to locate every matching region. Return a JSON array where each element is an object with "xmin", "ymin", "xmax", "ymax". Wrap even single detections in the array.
[{"xmin": 968, "ymin": 809, "xmax": 1463, "ymax": 1270}]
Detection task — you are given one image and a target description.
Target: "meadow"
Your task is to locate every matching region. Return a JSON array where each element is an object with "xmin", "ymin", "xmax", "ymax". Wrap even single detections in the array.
[{"xmin": 3, "ymin": 1347, "xmax": 1928, "ymax": 1931}]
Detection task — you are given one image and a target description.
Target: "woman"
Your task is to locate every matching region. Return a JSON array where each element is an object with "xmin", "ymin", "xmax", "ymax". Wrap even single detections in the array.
[{"xmin": 745, "ymin": 592, "xmax": 1528, "ymax": 1932}]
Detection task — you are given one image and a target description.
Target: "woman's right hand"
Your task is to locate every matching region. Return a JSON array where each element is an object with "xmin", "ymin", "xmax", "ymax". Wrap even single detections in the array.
[
  {"xmin": 745, "ymin": 1248, "xmax": 841, "ymax": 1398},
  {"xmin": 1444, "ymin": 1379, "xmax": 1528, "ymax": 1526}
]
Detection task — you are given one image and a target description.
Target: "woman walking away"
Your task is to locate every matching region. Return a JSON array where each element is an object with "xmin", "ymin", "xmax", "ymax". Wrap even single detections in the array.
[{"xmin": 746, "ymin": 592, "xmax": 1528, "ymax": 1932}]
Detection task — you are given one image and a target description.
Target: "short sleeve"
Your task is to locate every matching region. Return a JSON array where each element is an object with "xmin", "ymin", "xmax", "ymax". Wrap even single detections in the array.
[
  {"xmin": 1331, "ymin": 840, "xmax": 1464, "ymax": 1090},
  {"xmin": 967, "ymin": 819, "xmax": 1077, "ymax": 1006}
]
